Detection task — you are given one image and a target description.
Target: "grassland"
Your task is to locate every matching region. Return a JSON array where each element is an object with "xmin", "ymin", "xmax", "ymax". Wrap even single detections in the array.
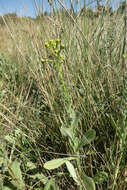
[{"xmin": 0, "ymin": 4, "xmax": 127, "ymax": 190}]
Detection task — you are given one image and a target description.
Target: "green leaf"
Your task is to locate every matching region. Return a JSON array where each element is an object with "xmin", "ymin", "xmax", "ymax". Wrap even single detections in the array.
[
  {"xmin": 11, "ymin": 160, "xmax": 23, "ymax": 181},
  {"xmin": 44, "ymin": 157, "xmax": 76, "ymax": 170},
  {"xmin": 3, "ymin": 187, "xmax": 12, "ymax": 190},
  {"xmin": 93, "ymin": 171, "xmax": 108, "ymax": 184},
  {"xmin": 9, "ymin": 160, "xmax": 25, "ymax": 188},
  {"xmin": 60, "ymin": 127, "xmax": 73, "ymax": 139},
  {"xmin": 44, "ymin": 158, "xmax": 66, "ymax": 170},
  {"xmin": 78, "ymin": 129, "xmax": 96, "ymax": 150},
  {"xmin": 83, "ymin": 174, "xmax": 96, "ymax": 190},
  {"xmin": 65, "ymin": 161, "xmax": 80, "ymax": 186},
  {"xmin": 71, "ymin": 111, "xmax": 81, "ymax": 131},
  {"xmin": 74, "ymin": 137, "xmax": 80, "ymax": 151}
]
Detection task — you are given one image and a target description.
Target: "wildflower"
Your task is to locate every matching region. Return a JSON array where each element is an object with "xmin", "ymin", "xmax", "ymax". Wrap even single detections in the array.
[
  {"xmin": 54, "ymin": 49, "xmax": 59, "ymax": 54},
  {"xmin": 49, "ymin": 40, "xmax": 55, "ymax": 48},
  {"xmin": 41, "ymin": 58, "xmax": 47, "ymax": 63},
  {"xmin": 45, "ymin": 42, "xmax": 50, "ymax": 48},
  {"xmin": 60, "ymin": 44, "xmax": 65, "ymax": 50},
  {"xmin": 56, "ymin": 38, "xmax": 61, "ymax": 44},
  {"xmin": 41, "ymin": 58, "xmax": 45, "ymax": 63},
  {"xmin": 60, "ymin": 55, "xmax": 64, "ymax": 62},
  {"xmin": 56, "ymin": 39, "xmax": 61, "ymax": 48}
]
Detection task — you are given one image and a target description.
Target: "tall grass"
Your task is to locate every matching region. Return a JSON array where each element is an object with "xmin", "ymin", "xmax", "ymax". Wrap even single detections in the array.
[{"xmin": 0, "ymin": 1, "xmax": 127, "ymax": 189}]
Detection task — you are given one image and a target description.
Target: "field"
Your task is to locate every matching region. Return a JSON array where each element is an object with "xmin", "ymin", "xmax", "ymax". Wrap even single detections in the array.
[{"xmin": 0, "ymin": 2, "xmax": 127, "ymax": 190}]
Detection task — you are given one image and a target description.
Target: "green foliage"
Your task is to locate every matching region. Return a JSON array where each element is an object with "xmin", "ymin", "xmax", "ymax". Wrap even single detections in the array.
[
  {"xmin": 44, "ymin": 157, "xmax": 76, "ymax": 170},
  {"xmin": 0, "ymin": 131, "xmax": 56, "ymax": 189},
  {"xmin": 8, "ymin": 160, "xmax": 25, "ymax": 189},
  {"xmin": 44, "ymin": 105, "xmax": 97, "ymax": 189},
  {"xmin": 77, "ymin": 129, "xmax": 96, "ymax": 150},
  {"xmin": 82, "ymin": 173, "xmax": 96, "ymax": 190},
  {"xmin": 93, "ymin": 171, "xmax": 108, "ymax": 184},
  {"xmin": 66, "ymin": 161, "xmax": 80, "ymax": 185}
]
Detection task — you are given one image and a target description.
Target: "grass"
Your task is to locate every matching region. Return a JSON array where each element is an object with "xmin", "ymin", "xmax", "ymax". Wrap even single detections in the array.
[{"xmin": 0, "ymin": 2, "xmax": 127, "ymax": 190}]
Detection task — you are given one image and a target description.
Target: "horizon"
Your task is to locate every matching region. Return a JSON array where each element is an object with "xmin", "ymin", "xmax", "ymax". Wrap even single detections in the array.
[{"xmin": 0, "ymin": 0, "xmax": 124, "ymax": 18}]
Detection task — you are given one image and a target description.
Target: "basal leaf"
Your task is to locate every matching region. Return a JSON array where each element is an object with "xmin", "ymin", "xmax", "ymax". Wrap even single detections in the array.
[
  {"xmin": 66, "ymin": 161, "xmax": 80, "ymax": 185},
  {"xmin": 8, "ymin": 160, "xmax": 25, "ymax": 188},
  {"xmin": 60, "ymin": 127, "xmax": 73, "ymax": 139},
  {"xmin": 83, "ymin": 174, "xmax": 96, "ymax": 190},
  {"xmin": 44, "ymin": 157, "xmax": 76, "ymax": 170},
  {"xmin": 44, "ymin": 158, "xmax": 66, "ymax": 170},
  {"xmin": 71, "ymin": 111, "xmax": 81, "ymax": 131},
  {"xmin": 78, "ymin": 129, "xmax": 96, "ymax": 150},
  {"xmin": 11, "ymin": 161, "xmax": 23, "ymax": 181},
  {"xmin": 93, "ymin": 171, "xmax": 108, "ymax": 184},
  {"xmin": 3, "ymin": 187, "xmax": 12, "ymax": 190}
]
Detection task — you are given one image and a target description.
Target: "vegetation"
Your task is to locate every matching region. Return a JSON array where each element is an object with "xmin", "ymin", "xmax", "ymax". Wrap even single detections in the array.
[{"xmin": 0, "ymin": 1, "xmax": 127, "ymax": 189}]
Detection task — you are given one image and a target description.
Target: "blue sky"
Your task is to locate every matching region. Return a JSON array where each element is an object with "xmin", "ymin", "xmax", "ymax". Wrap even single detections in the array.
[{"xmin": 0, "ymin": 0, "xmax": 124, "ymax": 18}]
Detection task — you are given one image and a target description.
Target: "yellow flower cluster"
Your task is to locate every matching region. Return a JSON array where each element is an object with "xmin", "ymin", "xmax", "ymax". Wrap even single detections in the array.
[{"xmin": 41, "ymin": 39, "xmax": 65, "ymax": 64}]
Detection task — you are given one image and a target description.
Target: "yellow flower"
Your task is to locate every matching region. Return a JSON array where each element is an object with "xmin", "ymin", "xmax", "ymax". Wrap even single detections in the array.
[
  {"xmin": 49, "ymin": 40, "xmax": 55, "ymax": 48},
  {"xmin": 60, "ymin": 55, "xmax": 64, "ymax": 62},
  {"xmin": 60, "ymin": 44, "xmax": 65, "ymax": 50},
  {"xmin": 41, "ymin": 58, "xmax": 47, "ymax": 63},
  {"xmin": 56, "ymin": 38, "xmax": 61, "ymax": 44},
  {"xmin": 45, "ymin": 42, "xmax": 49, "ymax": 48}
]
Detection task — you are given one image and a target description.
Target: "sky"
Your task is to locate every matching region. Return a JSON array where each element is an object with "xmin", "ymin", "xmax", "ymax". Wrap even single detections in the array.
[{"xmin": 0, "ymin": 0, "xmax": 124, "ymax": 18}]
